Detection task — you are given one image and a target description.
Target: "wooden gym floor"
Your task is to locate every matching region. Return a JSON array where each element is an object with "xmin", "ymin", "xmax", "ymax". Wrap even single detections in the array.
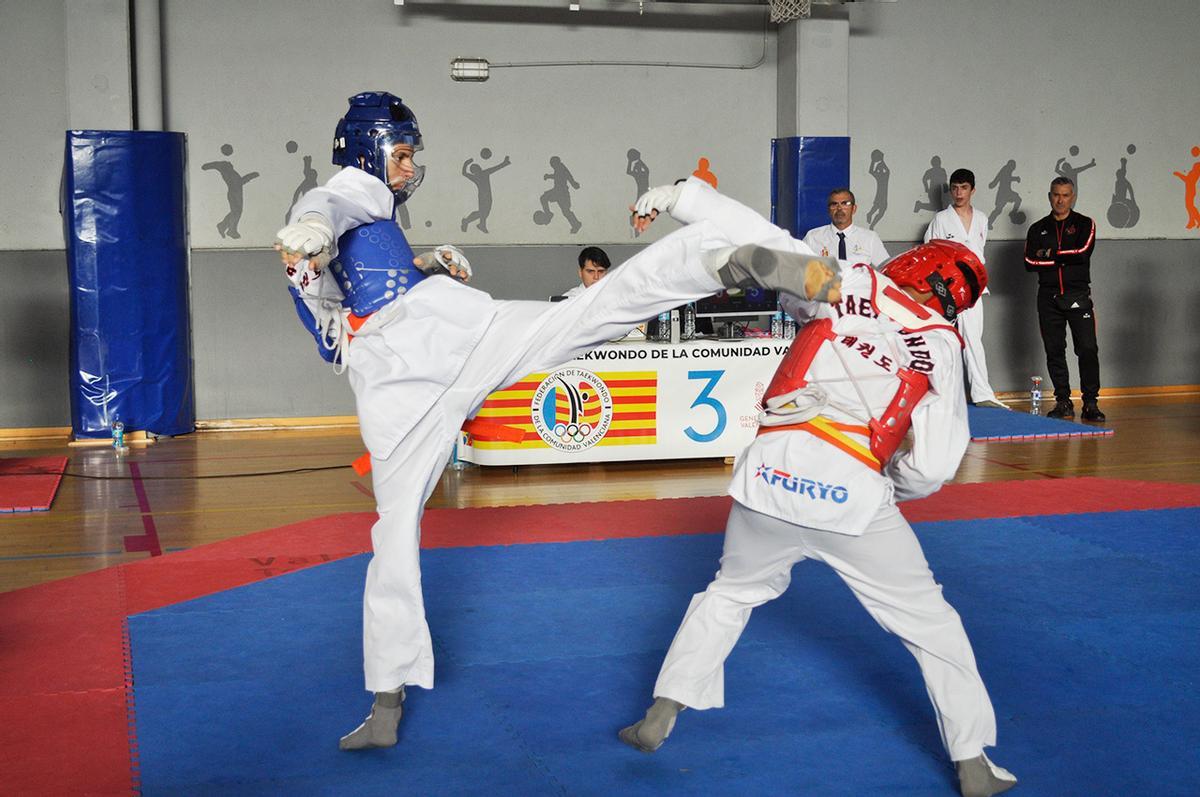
[{"xmin": 2, "ymin": 394, "xmax": 1197, "ymax": 594}]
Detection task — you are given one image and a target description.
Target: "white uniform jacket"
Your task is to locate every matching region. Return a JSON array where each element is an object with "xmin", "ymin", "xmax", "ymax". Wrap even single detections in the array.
[
  {"xmin": 801, "ymin": 223, "xmax": 890, "ymax": 269},
  {"xmin": 670, "ymin": 181, "xmax": 969, "ymax": 536},
  {"xmin": 288, "ymin": 167, "xmax": 497, "ymax": 460},
  {"xmin": 924, "ymin": 206, "xmax": 988, "ymax": 263}
]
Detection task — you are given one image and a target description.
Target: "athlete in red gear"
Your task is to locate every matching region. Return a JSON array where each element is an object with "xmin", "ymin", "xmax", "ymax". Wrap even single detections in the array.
[{"xmin": 621, "ymin": 179, "xmax": 1017, "ymax": 797}]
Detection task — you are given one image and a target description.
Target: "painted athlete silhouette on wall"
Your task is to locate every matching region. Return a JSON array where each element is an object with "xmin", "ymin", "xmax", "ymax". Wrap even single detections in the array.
[
  {"xmin": 692, "ymin": 157, "xmax": 718, "ymax": 189},
  {"xmin": 987, "ymin": 159, "xmax": 1025, "ymax": 228},
  {"xmin": 1055, "ymin": 145, "xmax": 1096, "ymax": 199},
  {"xmin": 1107, "ymin": 144, "xmax": 1140, "ymax": 229},
  {"xmin": 626, "ymin": 149, "xmax": 650, "ymax": 203},
  {"xmin": 284, "ymin": 140, "xmax": 319, "ymax": 224},
  {"xmin": 461, "ymin": 148, "xmax": 511, "ymax": 233},
  {"xmin": 1175, "ymin": 146, "xmax": 1200, "ymax": 230},
  {"xmin": 913, "ymin": 155, "xmax": 947, "ymax": 214},
  {"xmin": 202, "ymin": 144, "xmax": 259, "ymax": 239},
  {"xmin": 533, "ymin": 156, "xmax": 581, "ymax": 234},
  {"xmin": 866, "ymin": 149, "xmax": 889, "ymax": 230}
]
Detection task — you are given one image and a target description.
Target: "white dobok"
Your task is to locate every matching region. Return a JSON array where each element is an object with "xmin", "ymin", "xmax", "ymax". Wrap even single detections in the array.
[
  {"xmin": 924, "ymin": 206, "xmax": 998, "ymax": 405},
  {"xmin": 289, "ymin": 168, "xmax": 740, "ymax": 693},
  {"xmin": 649, "ymin": 180, "xmax": 1000, "ymax": 763}
]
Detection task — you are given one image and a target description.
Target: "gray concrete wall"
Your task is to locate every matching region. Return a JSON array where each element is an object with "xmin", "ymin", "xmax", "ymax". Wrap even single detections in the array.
[
  {"xmin": 6, "ymin": 238, "xmax": 1195, "ymax": 427},
  {"xmin": 3, "ymin": 0, "xmax": 1199, "ymax": 428},
  {"xmin": 846, "ymin": 0, "xmax": 1198, "ymax": 243}
]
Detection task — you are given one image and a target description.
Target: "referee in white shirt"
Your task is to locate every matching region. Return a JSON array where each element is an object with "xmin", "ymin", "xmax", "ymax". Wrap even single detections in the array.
[{"xmin": 802, "ymin": 188, "xmax": 890, "ymax": 269}]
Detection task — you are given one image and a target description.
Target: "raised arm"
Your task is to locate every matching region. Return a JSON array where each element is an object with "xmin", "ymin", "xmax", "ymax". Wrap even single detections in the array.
[{"xmin": 636, "ymin": 177, "xmax": 806, "ymax": 254}]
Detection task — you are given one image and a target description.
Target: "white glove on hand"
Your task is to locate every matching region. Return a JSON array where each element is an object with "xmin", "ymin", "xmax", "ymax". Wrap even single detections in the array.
[
  {"xmin": 633, "ymin": 183, "xmax": 684, "ymax": 219},
  {"xmin": 275, "ymin": 214, "xmax": 335, "ymax": 285},
  {"xmin": 434, "ymin": 244, "xmax": 472, "ymax": 278},
  {"xmin": 417, "ymin": 244, "xmax": 472, "ymax": 282}
]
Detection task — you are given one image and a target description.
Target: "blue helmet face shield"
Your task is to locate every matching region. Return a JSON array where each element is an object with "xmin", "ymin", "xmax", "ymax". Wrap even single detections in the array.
[
  {"xmin": 332, "ymin": 91, "xmax": 425, "ymax": 204},
  {"xmin": 377, "ymin": 134, "xmax": 426, "ymax": 205}
]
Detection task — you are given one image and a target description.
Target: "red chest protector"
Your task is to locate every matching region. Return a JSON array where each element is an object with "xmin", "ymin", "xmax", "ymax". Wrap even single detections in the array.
[{"xmin": 762, "ymin": 267, "xmax": 960, "ymax": 467}]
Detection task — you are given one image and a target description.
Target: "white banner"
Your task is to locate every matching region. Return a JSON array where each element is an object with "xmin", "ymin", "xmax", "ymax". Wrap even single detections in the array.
[{"xmin": 458, "ymin": 339, "xmax": 788, "ymax": 466}]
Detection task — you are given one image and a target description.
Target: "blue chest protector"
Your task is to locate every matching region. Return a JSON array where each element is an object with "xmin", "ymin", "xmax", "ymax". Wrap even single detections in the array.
[
  {"xmin": 290, "ymin": 219, "xmax": 427, "ymax": 363},
  {"xmin": 331, "ymin": 219, "xmax": 426, "ymax": 316}
]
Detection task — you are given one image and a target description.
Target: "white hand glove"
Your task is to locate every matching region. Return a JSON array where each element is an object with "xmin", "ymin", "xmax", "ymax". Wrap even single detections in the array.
[
  {"xmin": 275, "ymin": 214, "xmax": 335, "ymax": 279},
  {"xmin": 633, "ymin": 183, "xmax": 684, "ymax": 219},
  {"xmin": 434, "ymin": 244, "xmax": 472, "ymax": 278},
  {"xmin": 416, "ymin": 244, "xmax": 473, "ymax": 282}
]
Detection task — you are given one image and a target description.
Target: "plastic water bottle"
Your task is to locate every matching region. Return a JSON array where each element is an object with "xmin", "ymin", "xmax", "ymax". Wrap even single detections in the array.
[
  {"xmin": 447, "ymin": 433, "xmax": 469, "ymax": 471},
  {"xmin": 782, "ymin": 312, "xmax": 796, "ymax": 340},
  {"xmin": 680, "ymin": 303, "xmax": 697, "ymax": 341},
  {"xmin": 1029, "ymin": 376, "xmax": 1042, "ymax": 415},
  {"xmin": 111, "ymin": 419, "xmax": 129, "ymax": 454},
  {"xmin": 770, "ymin": 309, "xmax": 784, "ymax": 338},
  {"xmin": 654, "ymin": 310, "xmax": 671, "ymax": 342}
]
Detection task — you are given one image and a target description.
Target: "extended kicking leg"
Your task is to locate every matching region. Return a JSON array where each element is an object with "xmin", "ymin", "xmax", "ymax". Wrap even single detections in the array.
[{"xmin": 707, "ymin": 244, "xmax": 842, "ymax": 303}]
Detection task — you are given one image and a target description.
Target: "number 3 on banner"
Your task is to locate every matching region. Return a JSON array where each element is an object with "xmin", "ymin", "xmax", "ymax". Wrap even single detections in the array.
[{"xmin": 685, "ymin": 370, "xmax": 727, "ymax": 442}]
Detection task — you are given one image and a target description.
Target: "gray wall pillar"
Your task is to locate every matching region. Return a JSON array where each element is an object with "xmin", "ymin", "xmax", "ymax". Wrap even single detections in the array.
[
  {"xmin": 133, "ymin": 0, "xmax": 164, "ymax": 130},
  {"xmin": 776, "ymin": 15, "xmax": 849, "ymax": 138},
  {"xmin": 64, "ymin": 0, "xmax": 133, "ymax": 130}
]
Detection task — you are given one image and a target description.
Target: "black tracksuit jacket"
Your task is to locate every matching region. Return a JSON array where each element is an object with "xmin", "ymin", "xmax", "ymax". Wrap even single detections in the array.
[{"xmin": 1023, "ymin": 210, "xmax": 1097, "ymax": 295}]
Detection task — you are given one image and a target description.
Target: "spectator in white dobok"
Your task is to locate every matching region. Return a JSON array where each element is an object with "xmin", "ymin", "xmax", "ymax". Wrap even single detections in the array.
[
  {"xmin": 802, "ymin": 187, "xmax": 890, "ymax": 269},
  {"xmin": 924, "ymin": 168, "xmax": 1007, "ymax": 409}
]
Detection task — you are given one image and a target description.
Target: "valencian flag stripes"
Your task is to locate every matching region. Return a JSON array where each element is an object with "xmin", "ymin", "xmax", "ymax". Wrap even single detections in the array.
[{"xmin": 472, "ymin": 369, "xmax": 658, "ymax": 450}]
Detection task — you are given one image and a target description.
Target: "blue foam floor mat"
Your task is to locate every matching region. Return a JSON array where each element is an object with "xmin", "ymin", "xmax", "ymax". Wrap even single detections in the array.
[
  {"xmin": 967, "ymin": 404, "xmax": 1113, "ymax": 440},
  {"xmin": 128, "ymin": 508, "xmax": 1200, "ymax": 796}
]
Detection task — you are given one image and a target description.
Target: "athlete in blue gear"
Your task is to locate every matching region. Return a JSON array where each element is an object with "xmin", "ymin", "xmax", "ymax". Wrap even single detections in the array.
[{"xmin": 274, "ymin": 92, "xmax": 843, "ymax": 751}]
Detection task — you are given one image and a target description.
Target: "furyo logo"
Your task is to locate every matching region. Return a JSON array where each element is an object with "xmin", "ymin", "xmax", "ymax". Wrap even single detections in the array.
[{"xmin": 754, "ymin": 463, "xmax": 849, "ymax": 503}]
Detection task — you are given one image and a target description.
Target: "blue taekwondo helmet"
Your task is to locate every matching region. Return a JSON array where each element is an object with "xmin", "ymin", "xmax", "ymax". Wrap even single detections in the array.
[{"xmin": 332, "ymin": 91, "xmax": 425, "ymax": 204}]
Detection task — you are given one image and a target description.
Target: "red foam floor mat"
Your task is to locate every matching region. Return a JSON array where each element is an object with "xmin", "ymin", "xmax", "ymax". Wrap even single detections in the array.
[
  {"xmin": 2, "ymin": 477, "xmax": 1199, "ymax": 794},
  {"xmin": 0, "ymin": 455, "xmax": 67, "ymax": 512}
]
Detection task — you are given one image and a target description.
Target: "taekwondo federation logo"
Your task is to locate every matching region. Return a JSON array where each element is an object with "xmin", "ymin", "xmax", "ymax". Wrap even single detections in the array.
[
  {"xmin": 754, "ymin": 463, "xmax": 849, "ymax": 503},
  {"xmin": 530, "ymin": 367, "xmax": 614, "ymax": 452}
]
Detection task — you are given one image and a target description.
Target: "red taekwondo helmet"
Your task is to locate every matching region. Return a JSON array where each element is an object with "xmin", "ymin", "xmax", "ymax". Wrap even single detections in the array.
[{"xmin": 881, "ymin": 240, "xmax": 987, "ymax": 322}]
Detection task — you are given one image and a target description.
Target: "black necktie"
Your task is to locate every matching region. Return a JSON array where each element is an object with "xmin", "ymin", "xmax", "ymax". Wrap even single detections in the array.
[{"xmin": 837, "ymin": 232, "xmax": 846, "ymax": 261}]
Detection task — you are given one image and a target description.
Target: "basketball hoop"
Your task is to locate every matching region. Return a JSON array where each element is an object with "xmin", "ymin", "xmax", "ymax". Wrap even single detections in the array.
[{"xmin": 768, "ymin": 0, "xmax": 811, "ymax": 24}]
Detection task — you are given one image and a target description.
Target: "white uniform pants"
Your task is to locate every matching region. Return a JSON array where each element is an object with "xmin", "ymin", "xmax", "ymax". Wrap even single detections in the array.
[
  {"xmin": 359, "ymin": 222, "xmax": 727, "ymax": 693},
  {"xmin": 653, "ymin": 501, "xmax": 997, "ymax": 761},
  {"xmin": 957, "ymin": 298, "xmax": 998, "ymax": 404}
]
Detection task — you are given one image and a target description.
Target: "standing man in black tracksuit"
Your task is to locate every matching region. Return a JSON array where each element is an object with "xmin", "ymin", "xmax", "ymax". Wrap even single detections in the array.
[{"xmin": 1024, "ymin": 176, "xmax": 1103, "ymax": 421}]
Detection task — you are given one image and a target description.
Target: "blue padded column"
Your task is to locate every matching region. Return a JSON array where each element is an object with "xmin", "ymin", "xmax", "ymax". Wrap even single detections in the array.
[
  {"xmin": 770, "ymin": 136, "xmax": 850, "ymax": 239},
  {"xmin": 62, "ymin": 130, "xmax": 194, "ymax": 439}
]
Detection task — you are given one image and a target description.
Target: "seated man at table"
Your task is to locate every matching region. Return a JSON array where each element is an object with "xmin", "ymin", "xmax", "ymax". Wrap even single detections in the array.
[{"xmin": 561, "ymin": 246, "xmax": 611, "ymax": 298}]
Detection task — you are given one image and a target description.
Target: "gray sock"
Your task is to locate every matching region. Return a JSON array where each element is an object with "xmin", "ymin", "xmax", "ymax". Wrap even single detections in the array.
[
  {"xmin": 339, "ymin": 688, "xmax": 406, "ymax": 751},
  {"xmin": 955, "ymin": 753, "xmax": 1017, "ymax": 797},
  {"xmin": 711, "ymin": 244, "xmax": 842, "ymax": 302},
  {"xmin": 618, "ymin": 697, "xmax": 684, "ymax": 753}
]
